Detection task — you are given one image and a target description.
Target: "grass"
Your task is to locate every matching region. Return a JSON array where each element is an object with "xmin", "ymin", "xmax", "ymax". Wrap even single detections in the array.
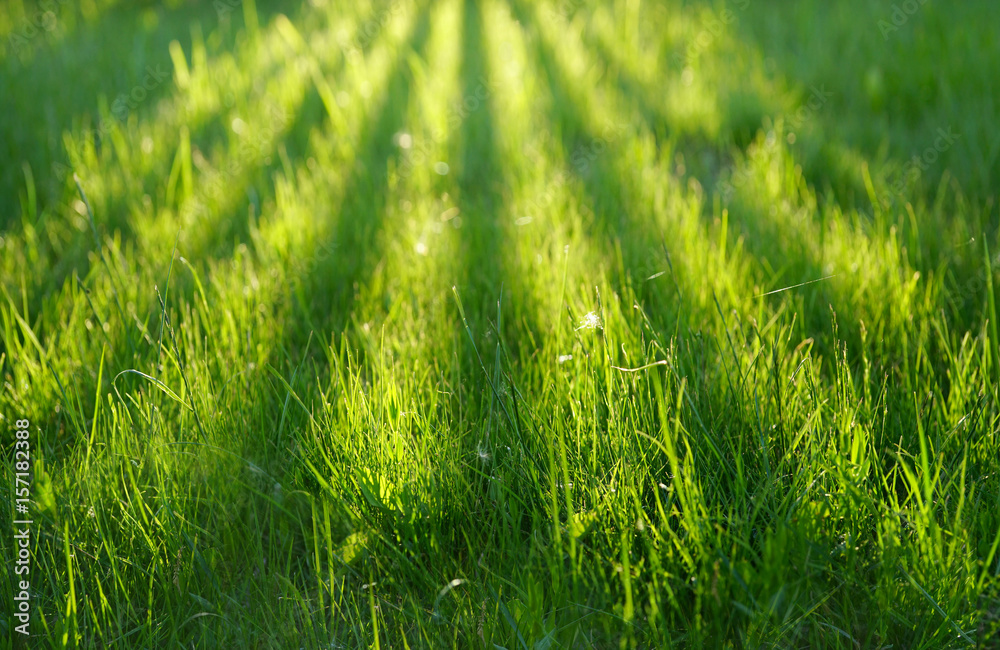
[{"xmin": 1, "ymin": 0, "xmax": 999, "ymax": 646}]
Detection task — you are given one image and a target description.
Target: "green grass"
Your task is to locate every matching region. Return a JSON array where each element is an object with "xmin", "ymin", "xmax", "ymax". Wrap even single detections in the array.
[{"xmin": 2, "ymin": 0, "xmax": 999, "ymax": 646}]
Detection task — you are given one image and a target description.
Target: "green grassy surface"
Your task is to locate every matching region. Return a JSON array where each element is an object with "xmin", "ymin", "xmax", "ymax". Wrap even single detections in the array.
[{"xmin": 2, "ymin": 0, "xmax": 999, "ymax": 646}]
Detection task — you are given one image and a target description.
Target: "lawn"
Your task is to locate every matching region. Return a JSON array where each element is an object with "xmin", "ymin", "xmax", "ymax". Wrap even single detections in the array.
[{"xmin": 1, "ymin": 0, "xmax": 999, "ymax": 647}]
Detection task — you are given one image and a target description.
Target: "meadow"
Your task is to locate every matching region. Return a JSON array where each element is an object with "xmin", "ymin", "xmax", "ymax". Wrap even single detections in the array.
[{"xmin": 1, "ymin": 0, "xmax": 999, "ymax": 646}]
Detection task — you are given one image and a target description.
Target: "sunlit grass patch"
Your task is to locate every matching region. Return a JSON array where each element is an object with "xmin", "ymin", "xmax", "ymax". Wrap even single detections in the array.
[{"xmin": 2, "ymin": 0, "xmax": 999, "ymax": 647}]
